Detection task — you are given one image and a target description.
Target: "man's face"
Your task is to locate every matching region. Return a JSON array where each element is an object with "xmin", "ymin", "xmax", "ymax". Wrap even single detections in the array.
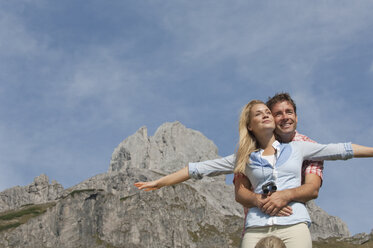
[{"xmin": 270, "ymin": 101, "xmax": 298, "ymax": 138}]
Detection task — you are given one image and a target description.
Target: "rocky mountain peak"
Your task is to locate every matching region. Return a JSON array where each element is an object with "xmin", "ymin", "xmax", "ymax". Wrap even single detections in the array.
[
  {"xmin": 0, "ymin": 174, "xmax": 64, "ymax": 212},
  {"xmin": 108, "ymin": 121, "xmax": 218, "ymax": 174}
]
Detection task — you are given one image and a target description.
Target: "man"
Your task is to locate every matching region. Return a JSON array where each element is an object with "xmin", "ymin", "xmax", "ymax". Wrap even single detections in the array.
[{"xmin": 134, "ymin": 93, "xmax": 323, "ymax": 217}]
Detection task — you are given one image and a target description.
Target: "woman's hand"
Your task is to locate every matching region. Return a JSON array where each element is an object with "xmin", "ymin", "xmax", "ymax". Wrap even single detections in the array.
[
  {"xmin": 134, "ymin": 167, "xmax": 191, "ymax": 192},
  {"xmin": 134, "ymin": 181, "xmax": 161, "ymax": 191}
]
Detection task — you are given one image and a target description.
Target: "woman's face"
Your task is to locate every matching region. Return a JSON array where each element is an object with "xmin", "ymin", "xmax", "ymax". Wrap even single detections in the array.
[{"xmin": 248, "ymin": 103, "xmax": 275, "ymax": 134}]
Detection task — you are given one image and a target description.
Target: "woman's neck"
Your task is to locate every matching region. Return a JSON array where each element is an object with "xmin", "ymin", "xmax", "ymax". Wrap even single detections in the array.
[{"xmin": 256, "ymin": 131, "xmax": 276, "ymax": 155}]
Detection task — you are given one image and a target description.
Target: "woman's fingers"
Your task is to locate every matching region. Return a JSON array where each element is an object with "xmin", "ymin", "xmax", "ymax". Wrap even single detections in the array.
[
  {"xmin": 134, "ymin": 182, "xmax": 146, "ymax": 189},
  {"xmin": 144, "ymin": 187, "xmax": 158, "ymax": 191},
  {"xmin": 134, "ymin": 181, "xmax": 159, "ymax": 191}
]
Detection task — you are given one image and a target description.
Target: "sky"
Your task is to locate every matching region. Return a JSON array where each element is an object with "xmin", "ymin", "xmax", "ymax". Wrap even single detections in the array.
[{"xmin": 1, "ymin": 0, "xmax": 373, "ymax": 235}]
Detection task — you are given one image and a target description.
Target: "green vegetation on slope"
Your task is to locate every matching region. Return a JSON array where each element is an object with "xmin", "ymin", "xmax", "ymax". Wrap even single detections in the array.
[{"xmin": 0, "ymin": 202, "xmax": 56, "ymax": 232}]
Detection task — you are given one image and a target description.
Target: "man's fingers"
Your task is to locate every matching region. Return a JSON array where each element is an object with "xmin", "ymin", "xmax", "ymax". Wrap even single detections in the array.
[
  {"xmin": 263, "ymin": 201, "xmax": 279, "ymax": 215},
  {"xmin": 261, "ymin": 198, "xmax": 271, "ymax": 210},
  {"xmin": 277, "ymin": 210, "xmax": 290, "ymax": 216},
  {"xmin": 265, "ymin": 205, "xmax": 275, "ymax": 215},
  {"xmin": 263, "ymin": 202, "xmax": 291, "ymax": 216},
  {"xmin": 276, "ymin": 206, "xmax": 293, "ymax": 216},
  {"xmin": 269, "ymin": 207, "xmax": 280, "ymax": 216},
  {"xmin": 284, "ymin": 205, "xmax": 293, "ymax": 211},
  {"xmin": 283, "ymin": 206, "xmax": 293, "ymax": 214},
  {"xmin": 260, "ymin": 203, "xmax": 269, "ymax": 213}
]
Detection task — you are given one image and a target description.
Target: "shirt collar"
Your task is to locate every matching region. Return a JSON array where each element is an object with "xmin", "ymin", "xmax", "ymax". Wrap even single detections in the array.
[
  {"xmin": 272, "ymin": 140, "xmax": 281, "ymax": 149},
  {"xmin": 258, "ymin": 140, "xmax": 281, "ymax": 156},
  {"xmin": 293, "ymin": 130, "xmax": 299, "ymax": 139},
  {"xmin": 273, "ymin": 140, "xmax": 281, "ymax": 158}
]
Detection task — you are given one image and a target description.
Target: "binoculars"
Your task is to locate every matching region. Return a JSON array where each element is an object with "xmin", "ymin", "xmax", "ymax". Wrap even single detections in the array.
[{"xmin": 262, "ymin": 181, "xmax": 277, "ymax": 194}]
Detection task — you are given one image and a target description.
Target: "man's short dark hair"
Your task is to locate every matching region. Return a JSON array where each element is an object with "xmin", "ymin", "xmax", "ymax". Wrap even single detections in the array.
[{"xmin": 266, "ymin": 92, "xmax": 297, "ymax": 114}]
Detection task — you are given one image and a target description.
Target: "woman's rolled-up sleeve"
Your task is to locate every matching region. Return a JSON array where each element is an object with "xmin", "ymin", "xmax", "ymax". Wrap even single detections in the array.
[
  {"xmin": 294, "ymin": 141, "xmax": 354, "ymax": 161},
  {"xmin": 188, "ymin": 154, "xmax": 236, "ymax": 179}
]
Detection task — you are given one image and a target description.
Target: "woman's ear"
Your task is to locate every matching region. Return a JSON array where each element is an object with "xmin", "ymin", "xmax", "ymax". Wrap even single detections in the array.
[{"xmin": 247, "ymin": 124, "xmax": 252, "ymax": 132}]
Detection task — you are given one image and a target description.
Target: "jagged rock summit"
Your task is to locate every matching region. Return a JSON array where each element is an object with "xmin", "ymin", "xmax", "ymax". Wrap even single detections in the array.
[
  {"xmin": 0, "ymin": 174, "xmax": 63, "ymax": 212},
  {"xmin": 109, "ymin": 121, "xmax": 219, "ymax": 174},
  {"xmin": 0, "ymin": 122, "xmax": 355, "ymax": 247}
]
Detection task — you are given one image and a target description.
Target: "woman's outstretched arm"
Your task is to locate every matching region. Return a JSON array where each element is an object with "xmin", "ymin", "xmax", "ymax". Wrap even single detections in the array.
[
  {"xmin": 134, "ymin": 154, "xmax": 236, "ymax": 191},
  {"xmin": 134, "ymin": 166, "xmax": 190, "ymax": 191},
  {"xmin": 299, "ymin": 142, "xmax": 373, "ymax": 161},
  {"xmin": 352, "ymin": 144, "xmax": 373, "ymax": 157}
]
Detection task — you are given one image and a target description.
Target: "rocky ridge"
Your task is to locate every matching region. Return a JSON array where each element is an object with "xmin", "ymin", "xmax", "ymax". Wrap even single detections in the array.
[
  {"xmin": 0, "ymin": 174, "xmax": 63, "ymax": 212},
  {"xmin": 0, "ymin": 122, "xmax": 367, "ymax": 247}
]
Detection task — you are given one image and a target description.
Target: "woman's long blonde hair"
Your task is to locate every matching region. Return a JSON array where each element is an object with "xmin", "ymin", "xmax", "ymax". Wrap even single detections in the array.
[{"xmin": 234, "ymin": 100, "xmax": 264, "ymax": 174}]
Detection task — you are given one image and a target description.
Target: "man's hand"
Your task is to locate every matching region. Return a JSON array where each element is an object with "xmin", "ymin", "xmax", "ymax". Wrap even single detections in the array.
[
  {"xmin": 261, "ymin": 190, "xmax": 293, "ymax": 216},
  {"xmin": 234, "ymin": 174, "xmax": 293, "ymax": 216},
  {"xmin": 254, "ymin": 193, "xmax": 271, "ymax": 209},
  {"xmin": 259, "ymin": 171, "xmax": 322, "ymax": 216}
]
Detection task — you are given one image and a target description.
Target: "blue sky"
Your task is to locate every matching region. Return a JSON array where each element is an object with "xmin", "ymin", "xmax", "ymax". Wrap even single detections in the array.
[{"xmin": 1, "ymin": 0, "xmax": 373, "ymax": 235}]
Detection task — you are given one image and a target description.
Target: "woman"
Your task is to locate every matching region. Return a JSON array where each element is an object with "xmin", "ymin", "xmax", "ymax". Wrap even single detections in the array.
[{"xmin": 234, "ymin": 100, "xmax": 372, "ymax": 248}]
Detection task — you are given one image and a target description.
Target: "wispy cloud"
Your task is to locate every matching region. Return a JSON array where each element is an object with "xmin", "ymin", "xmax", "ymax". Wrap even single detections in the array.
[{"xmin": 0, "ymin": 12, "xmax": 38, "ymax": 57}]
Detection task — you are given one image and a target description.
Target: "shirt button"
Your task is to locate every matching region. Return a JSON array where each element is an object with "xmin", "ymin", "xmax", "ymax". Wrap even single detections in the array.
[{"xmin": 273, "ymin": 170, "xmax": 278, "ymax": 179}]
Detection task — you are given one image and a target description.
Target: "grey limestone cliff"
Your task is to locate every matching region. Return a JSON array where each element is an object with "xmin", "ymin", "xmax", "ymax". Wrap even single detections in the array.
[
  {"xmin": 307, "ymin": 200, "xmax": 350, "ymax": 240},
  {"xmin": 108, "ymin": 122, "xmax": 219, "ymax": 174},
  {"xmin": 0, "ymin": 174, "xmax": 63, "ymax": 212},
  {"xmin": 0, "ymin": 122, "xmax": 354, "ymax": 247}
]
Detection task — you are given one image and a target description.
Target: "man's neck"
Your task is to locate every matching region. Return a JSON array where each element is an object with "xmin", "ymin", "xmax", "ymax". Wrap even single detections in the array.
[{"xmin": 278, "ymin": 131, "xmax": 296, "ymax": 143}]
